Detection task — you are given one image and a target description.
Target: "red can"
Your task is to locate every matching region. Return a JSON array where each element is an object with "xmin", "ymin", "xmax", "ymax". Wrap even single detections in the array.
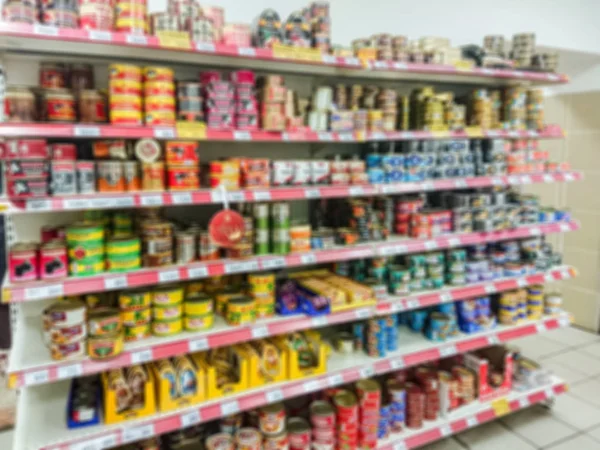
[
  {"xmin": 41, "ymin": 225, "xmax": 59, "ymax": 243},
  {"xmin": 167, "ymin": 166, "xmax": 200, "ymax": 191},
  {"xmin": 49, "ymin": 143, "xmax": 77, "ymax": 160},
  {"xmin": 40, "ymin": 240, "xmax": 68, "ymax": 280},
  {"xmin": 6, "ymin": 139, "xmax": 48, "ymax": 159},
  {"xmin": 9, "ymin": 243, "xmax": 38, "ymax": 282},
  {"xmin": 5, "ymin": 160, "xmax": 49, "ymax": 178},
  {"xmin": 288, "ymin": 417, "xmax": 311, "ymax": 450},
  {"xmin": 312, "ymin": 427, "xmax": 335, "ymax": 442},
  {"xmin": 310, "ymin": 400, "xmax": 335, "ymax": 429},
  {"xmin": 7, "ymin": 178, "xmax": 48, "ymax": 198}
]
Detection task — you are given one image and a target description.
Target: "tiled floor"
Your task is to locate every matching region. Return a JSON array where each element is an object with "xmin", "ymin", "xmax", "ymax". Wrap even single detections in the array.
[{"xmin": 0, "ymin": 327, "xmax": 599, "ymax": 450}]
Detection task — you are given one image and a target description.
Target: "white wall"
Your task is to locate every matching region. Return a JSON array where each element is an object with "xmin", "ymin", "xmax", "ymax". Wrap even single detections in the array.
[{"xmin": 146, "ymin": 0, "xmax": 600, "ymax": 55}]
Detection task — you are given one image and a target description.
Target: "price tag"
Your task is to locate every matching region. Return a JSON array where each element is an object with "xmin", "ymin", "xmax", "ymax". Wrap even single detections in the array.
[
  {"xmin": 491, "ymin": 398, "xmax": 511, "ymax": 417},
  {"xmin": 338, "ymin": 133, "xmax": 355, "ymax": 142},
  {"xmin": 355, "ymin": 308, "xmax": 371, "ymax": 319},
  {"xmin": 266, "ymin": 388, "xmax": 284, "ymax": 403},
  {"xmin": 253, "ymin": 191, "xmax": 271, "ymax": 201},
  {"xmin": 455, "ymin": 179, "xmax": 468, "ymax": 189},
  {"xmin": 448, "ymin": 237, "xmax": 461, "ymax": 247},
  {"xmin": 25, "ymin": 370, "xmax": 49, "ymax": 386},
  {"xmin": 300, "ymin": 253, "xmax": 317, "ymax": 264},
  {"xmin": 393, "ymin": 62, "xmax": 408, "ymax": 70},
  {"xmin": 513, "ymin": 71, "xmax": 526, "ymax": 78},
  {"xmin": 180, "ymin": 410, "xmax": 201, "ymax": 428},
  {"xmin": 547, "ymin": 74, "xmax": 560, "ymax": 81},
  {"xmin": 487, "ymin": 335, "xmax": 500, "ymax": 346},
  {"xmin": 424, "ymin": 240, "xmax": 438, "ymax": 250},
  {"xmin": 126, "ymin": 34, "xmax": 147, "ymax": 45},
  {"xmin": 491, "ymin": 177, "xmax": 503, "ymax": 186},
  {"xmin": 517, "ymin": 278, "xmax": 528, "ymax": 287},
  {"xmin": 303, "ymin": 379, "xmax": 320, "ymax": 392},
  {"xmin": 487, "ymin": 130, "xmax": 500, "ymax": 137},
  {"xmin": 393, "ymin": 441, "xmax": 407, "ymax": 450},
  {"xmin": 312, "ymin": 316, "xmax": 328, "ymax": 327},
  {"xmin": 559, "ymin": 316, "xmax": 571, "ymax": 327},
  {"xmin": 508, "ymin": 175, "xmax": 519, "ymax": 185},
  {"xmin": 159, "ymin": 270, "xmax": 180, "ymax": 282},
  {"xmin": 196, "ymin": 42, "xmax": 216, "ymax": 52},
  {"xmin": 360, "ymin": 366, "xmax": 374, "ymax": 378},
  {"xmin": 227, "ymin": 191, "xmax": 245, "ymax": 202},
  {"xmin": 251, "ymin": 325, "xmax": 269, "ymax": 339},
  {"xmin": 122, "ymin": 424, "xmax": 155, "ymax": 443},
  {"xmin": 405, "ymin": 299, "xmax": 420, "ymax": 310},
  {"xmin": 466, "ymin": 416, "xmax": 478, "ymax": 427},
  {"xmin": 70, "ymin": 434, "xmax": 118, "ymax": 450},
  {"xmin": 422, "ymin": 181, "xmax": 434, "ymax": 191},
  {"xmin": 321, "ymin": 54, "xmax": 337, "ymax": 64},
  {"xmin": 189, "ymin": 338, "xmax": 209, "ymax": 352},
  {"xmin": 113, "ymin": 197, "xmax": 135, "ymax": 208},
  {"xmin": 439, "ymin": 345, "xmax": 457, "ymax": 358},
  {"xmin": 545, "ymin": 388, "xmax": 554, "ymax": 399},
  {"xmin": 374, "ymin": 60, "xmax": 388, "ymax": 69},
  {"xmin": 545, "ymin": 273, "xmax": 554, "ymax": 283},
  {"xmin": 25, "ymin": 284, "xmax": 64, "ymax": 300},
  {"xmin": 171, "ymin": 192, "xmax": 192, "ymax": 204},
  {"xmin": 104, "ymin": 276, "xmax": 127, "ymax": 290},
  {"xmin": 440, "ymin": 424, "xmax": 452, "ymax": 436},
  {"xmin": 440, "ymin": 292, "xmax": 453, "ymax": 303},
  {"xmin": 88, "ymin": 30, "xmax": 112, "ymax": 41},
  {"xmin": 370, "ymin": 132, "xmax": 386, "ymax": 141},
  {"xmin": 536, "ymin": 323, "xmax": 547, "ymax": 333},
  {"xmin": 518, "ymin": 397, "xmax": 530, "ymax": 408},
  {"xmin": 34, "ymin": 24, "xmax": 59, "ymax": 36},
  {"xmin": 140, "ymin": 195, "xmax": 163, "ymax": 206},
  {"xmin": 225, "ymin": 260, "xmax": 259, "ymax": 274},
  {"xmin": 328, "ymin": 373, "xmax": 344, "ymax": 386},
  {"xmin": 481, "ymin": 68, "xmax": 495, "ymax": 75},
  {"xmin": 344, "ymin": 57, "xmax": 360, "ymax": 66},
  {"xmin": 154, "ymin": 127, "xmax": 176, "ymax": 139},
  {"xmin": 304, "ymin": 188, "xmax": 321, "ymax": 198},
  {"xmin": 529, "ymin": 227, "xmax": 541, "ymax": 236},
  {"xmin": 238, "ymin": 47, "xmax": 256, "ymax": 56},
  {"xmin": 349, "ymin": 186, "xmax": 364, "ymax": 196},
  {"xmin": 543, "ymin": 174, "xmax": 554, "ymax": 183},
  {"xmin": 131, "ymin": 349, "xmax": 153, "ymax": 364},
  {"xmin": 391, "ymin": 359, "xmax": 404, "ymax": 370},
  {"xmin": 261, "ymin": 257, "xmax": 286, "ymax": 270},
  {"xmin": 222, "ymin": 400, "xmax": 240, "ymax": 415},
  {"xmin": 58, "ymin": 364, "xmax": 83, "ymax": 380},
  {"xmin": 27, "ymin": 199, "xmax": 52, "ymax": 211},
  {"xmin": 233, "ymin": 131, "xmax": 252, "ymax": 141},
  {"xmin": 560, "ymin": 222, "xmax": 571, "ymax": 232},
  {"xmin": 318, "ymin": 132, "xmax": 334, "ymax": 141},
  {"xmin": 528, "ymin": 130, "xmax": 539, "ymax": 138},
  {"xmin": 188, "ymin": 266, "xmax": 209, "ymax": 278},
  {"xmin": 63, "ymin": 198, "xmax": 90, "ymax": 210},
  {"xmin": 565, "ymin": 173, "xmax": 575, "ymax": 182},
  {"xmin": 521, "ymin": 175, "xmax": 532, "ymax": 184},
  {"xmin": 484, "ymin": 284, "xmax": 496, "ymax": 294},
  {"xmin": 74, "ymin": 126, "xmax": 101, "ymax": 137}
]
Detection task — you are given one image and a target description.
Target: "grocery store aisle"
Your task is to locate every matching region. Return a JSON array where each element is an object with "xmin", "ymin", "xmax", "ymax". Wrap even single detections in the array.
[{"xmin": 1, "ymin": 327, "xmax": 600, "ymax": 450}]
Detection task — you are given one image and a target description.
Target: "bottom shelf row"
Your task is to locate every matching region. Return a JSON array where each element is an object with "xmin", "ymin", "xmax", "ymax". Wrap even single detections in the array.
[{"xmin": 16, "ymin": 311, "xmax": 570, "ymax": 450}]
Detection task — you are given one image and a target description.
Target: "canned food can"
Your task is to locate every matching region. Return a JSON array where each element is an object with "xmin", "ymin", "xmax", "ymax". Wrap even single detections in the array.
[
  {"xmin": 259, "ymin": 402, "xmax": 286, "ymax": 435},
  {"xmin": 40, "ymin": 240, "xmax": 68, "ymax": 280},
  {"xmin": 76, "ymin": 161, "xmax": 96, "ymax": 193},
  {"xmin": 9, "ymin": 243, "xmax": 38, "ymax": 282}
]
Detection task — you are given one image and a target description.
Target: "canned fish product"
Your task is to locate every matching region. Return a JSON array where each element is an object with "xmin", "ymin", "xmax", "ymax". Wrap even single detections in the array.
[
  {"xmin": 124, "ymin": 322, "xmax": 151, "ymax": 342},
  {"xmin": 176, "ymin": 232, "xmax": 196, "ymax": 263},
  {"xmin": 88, "ymin": 308, "xmax": 121, "ymax": 336},
  {"xmin": 226, "ymin": 295, "xmax": 255, "ymax": 326},
  {"xmin": 40, "ymin": 240, "xmax": 67, "ymax": 280},
  {"xmin": 123, "ymin": 161, "xmax": 140, "ymax": 191},
  {"xmin": 263, "ymin": 431, "xmax": 288, "ymax": 450},
  {"xmin": 43, "ymin": 299, "xmax": 86, "ymax": 328},
  {"xmin": 109, "ymin": 64, "xmax": 142, "ymax": 81},
  {"xmin": 97, "ymin": 161, "xmax": 125, "ymax": 192},
  {"xmin": 119, "ymin": 289, "xmax": 151, "ymax": 310},
  {"xmin": 142, "ymin": 162, "xmax": 165, "ymax": 191},
  {"xmin": 87, "ymin": 331, "xmax": 124, "ymax": 360},
  {"xmin": 259, "ymin": 403, "xmax": 286, "ymax": 435},
  {"xmin": 76, "ymin": 161, "xmax": 96, "ymax": 194},
  {"xmin": 153, "ymin": 285, "xmax": 184, "ymax": 305},
  {"xmin": 50, "ymin": 340, "xmax": 86, "ymax": 361},
  {"xmin": 121, "ymin": 307, "xmax": 151, "ymax": 326},
  {"xmin": 9, "ymin": 243, "xmax": 38, "ymax": 282},
  {"xmin": 153, "ymin": 304, "xmax": 183, "ymax": 320},
  {"xmin": 152, "ymin": 317, "xmax": 183, "ymax": 336},
  {"xmin": 199, "ymin": 231, "xmax": 220, "ymax": 260},
  {"xmin": 184, "ymin": 313, "xmax": 214, "ymax": 331},
  {"xmin": 287, "ymin": 417, "xmax": 311, "ymax": 449}
]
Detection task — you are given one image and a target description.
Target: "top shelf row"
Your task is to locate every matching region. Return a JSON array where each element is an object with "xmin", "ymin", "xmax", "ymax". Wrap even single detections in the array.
[{"xmin": 0, "ymin": 23, "xmax": 568, "ymax": 86}]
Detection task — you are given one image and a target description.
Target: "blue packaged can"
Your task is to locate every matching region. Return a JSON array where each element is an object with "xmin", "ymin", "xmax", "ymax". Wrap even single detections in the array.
[
  {"xmin": 368, "ymin": 168, "xmax": 385, "ymax": 184},
  {"xmin": 366, "ymin": 153, "xmax": 382, "ymax": 168}
]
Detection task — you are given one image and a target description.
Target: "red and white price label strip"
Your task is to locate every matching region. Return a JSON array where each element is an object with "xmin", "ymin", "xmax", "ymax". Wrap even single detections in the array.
[
  {"xmin": 221, "ymin": 400, "xmax": 240, "ymax": 415},
  {"xmin": 69, "ymin": 434, "xmax": 118, "ymax": 450},
  {"xmin": 328, "ymin": 373, "xmax": 344, "ymax": 386},
  {"xmin": 104, "ymin": 276, "xmax": 128, "ymax": 290},
  {"xmin": 131, "ymin": 349, "xmax": 153, "ymax": 364},
  {"xmin": 57, "ymin": 364, "xmax": 83, "ymax": 380},
  {"xmin": 189, "ymin": 337, "xmax": 209, "ymax": 352},
  {"xmin": 266, "ymin": 388, "xmax": 284, "ymax": 403},
  {"xmin": 180, "ymin": 410, "xmax": 201, "ymax": 428},
  {"xmin": 24, "ymin": 369, "xmax": 49, "ymax": 386}
]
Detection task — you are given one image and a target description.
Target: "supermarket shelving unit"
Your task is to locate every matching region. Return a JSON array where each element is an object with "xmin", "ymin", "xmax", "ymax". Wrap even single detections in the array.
[{"xmin": 0, "ymin": 23, "xmax": 580, "ymax": 450}]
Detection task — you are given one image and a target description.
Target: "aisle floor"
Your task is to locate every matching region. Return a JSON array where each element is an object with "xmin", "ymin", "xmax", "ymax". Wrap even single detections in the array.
[{"xmin": 1, "ymin": 326, "xmax": 600, "ymax": 449}]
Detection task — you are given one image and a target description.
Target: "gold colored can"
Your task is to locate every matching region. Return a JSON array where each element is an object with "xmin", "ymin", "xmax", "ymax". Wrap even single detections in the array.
[
  {"xmin": 153, "ymin": 285, "xmax": 183, "ymax": 306},
  {"xmin": 109, "ymin": 63, "xmax": 142, "ymax": 81},
  {"xmin": 88, "ymin": 307, "xmax": 122, "ymax": 336},
  {"xmin": 225, "ymin": 295, "xmax": 255, "ymax": 326},
  {"xmin": 185, "ymin": 292, "xmax": 213, "ymax": 315},
  {"xmin": 248, "ymin": 272, "xmax": 275, "ymax": 294},
  {"xmin": 153, "ymin": 304, "xmax": 183, "ymax": 320},
  {"xmin": 88, "ymin": 331, "xmax": 124, "ymax": 360},
  {"xmin": 215, "ymin": 287, "xmax": 242, "ymax": 316},
  {"xmin": 143, "ymin": 66, "xmax": 174, "ymax": 82},
  {"xmin": 184, "ymin": 313, "xmax": 214, "ymax": 331},
  {"xmin": 119, "ymin": 289, "xmax": 151, "ymax": 310},
  {"xmin": 121, "ymin": 307, "xmax": 151, "ymax": 326},
  {"xmin": 152, "ymin": 317, "xmax": 182, "ymax": 336},
  {"xmin": 124, "ymin": 323, "xmax": 151, "ymax": 342}
]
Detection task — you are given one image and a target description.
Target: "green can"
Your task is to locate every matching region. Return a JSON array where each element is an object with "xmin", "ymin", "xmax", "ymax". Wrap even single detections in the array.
[
  {"xmin": 447, "ymin": 260, "xmax": 466, "ymax": 274},
  {"xmin": 389, "ymin": 265, "xmax": 410, "ymax": 282},
  {"xmin": 410, "ymin": 265, "xmax": 426, "ymax": 279},
  {"xmin": 426, "ymin": 263, "xmax": 444, "ymax": 278},
  {"xmin": 431, "ymin": 276, "xmax": 445, "ymax": 289},
  {"xmin": 389, "ymin": 281, "xmax": 409, "ymax": 296},
  {"xmin": 407, "ymin": 254, "xmax": 426, "ymax": 268},
  {"xmin": 409, "ymin": 279, "xmax": 423, "ymax": 292},
  {"xmin": 422, "ymin": 278, "xmax": 434, "ymax": 290},
  {"xmin": 425, "ymin": 252, "xmax": 444, "ymax": 265},
  {"xmin": 446, "ymin": 272, "xmax": 466, "ymax": 286},
  {"xmin": 254, "ymin": 228, "xmax": 270, "ymax": 255},
  {"xmin": 253, "ymin": 203, "xmax": 270, "ymax": 229},
  {"xmin": 447, "ymin": 249, "xmax": 467, "ymax": 262},
  {"xmin": 271, "ymin": 228, "xmax": 290, "ymax": 255},
  {"xmin": 271, "ymin": 202, "xmax": 290, "ymax": 228}
]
